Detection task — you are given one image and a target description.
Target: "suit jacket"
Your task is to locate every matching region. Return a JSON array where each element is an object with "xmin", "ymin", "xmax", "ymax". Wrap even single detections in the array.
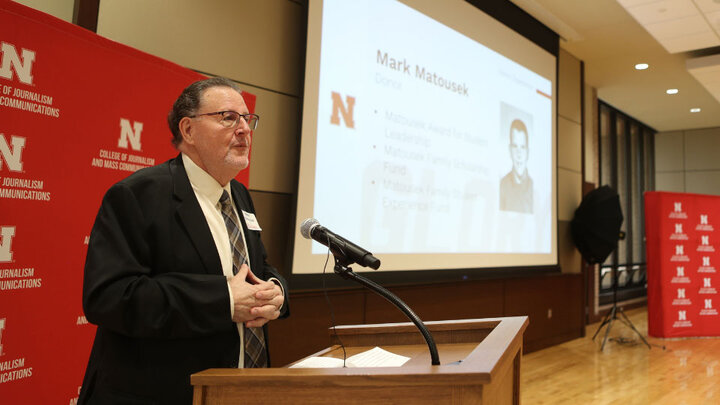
[{"xmin": 78, "ymin": 155, "xmax": 289, "ymax": 405}]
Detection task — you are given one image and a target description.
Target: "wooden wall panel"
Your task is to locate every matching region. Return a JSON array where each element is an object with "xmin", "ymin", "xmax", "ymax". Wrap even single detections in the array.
[
  {"xmin": 556, "ymin": 48, "xmax": 583, "ymax": 278},
  {"xmin": 558, "ymin": 220, "xmax": 582, "ymax": 274},
  {"xmin": 504, "ymin": 274, "xmax": 583, "ymax": 352},
  {"xmin": 558, "ymin": 168, "xmax": 582, "ymax": 222},
  {"xmin": 269, "ymin": 274, "xmax": 583, "ymax": 367},
  {"xmin": 558, "ymin": 116, "xmax": 582, "ymax": 171},
  {"xmin": 558, "ymin": 48, "xmax": 581, "ymax": 124},
  {"xmin": 267, "ymin": 289, "xmax": 365, "ymax": 367},
  {"xmin": 364, "ymin": 280, "xmax": 505, "ymax": 324}
]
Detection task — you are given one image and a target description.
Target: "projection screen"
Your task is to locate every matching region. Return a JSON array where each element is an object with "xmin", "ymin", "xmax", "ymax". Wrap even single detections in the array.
[{"xmin": 293, "ymin": 0, "xmax": 557, "ymax": 274}]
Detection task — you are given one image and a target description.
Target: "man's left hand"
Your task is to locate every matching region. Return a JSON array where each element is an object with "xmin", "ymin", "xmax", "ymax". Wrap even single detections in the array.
[{"xmin": 245, "ymin": 270, "xmax": 284, "ymax": 328}]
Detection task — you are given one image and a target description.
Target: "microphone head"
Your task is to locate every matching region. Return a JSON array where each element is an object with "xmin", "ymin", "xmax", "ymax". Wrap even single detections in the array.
[{"xmin": 300, "ymin": 218, "xmax": 320, "ymax": 239}]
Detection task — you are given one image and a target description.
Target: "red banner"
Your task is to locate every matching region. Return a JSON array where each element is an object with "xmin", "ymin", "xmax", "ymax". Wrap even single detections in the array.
[
  {"xmin": 645, "ymin": 191, "xmax": 720, "ymax": 338},
  {"xmin": 0, "ymin": 2, "xmax": 254, "ymax": 403}
]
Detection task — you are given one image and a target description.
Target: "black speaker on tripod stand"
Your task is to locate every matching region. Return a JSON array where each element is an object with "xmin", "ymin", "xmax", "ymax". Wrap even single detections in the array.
[{"xmin": 570, "ymin": 185, "xmax": 650, "ymax": 351}]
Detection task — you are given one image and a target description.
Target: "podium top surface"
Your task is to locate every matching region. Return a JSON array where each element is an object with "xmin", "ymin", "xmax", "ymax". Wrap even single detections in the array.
[{"xmin": 192, "ymin": 316, "xmax": 528, "ymax": 388}]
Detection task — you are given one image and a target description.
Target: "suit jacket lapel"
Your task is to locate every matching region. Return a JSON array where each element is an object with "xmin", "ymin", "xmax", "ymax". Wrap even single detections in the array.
[{"xmin": 170, "ymin": 156, "xmax": 223, "ymax": 275}]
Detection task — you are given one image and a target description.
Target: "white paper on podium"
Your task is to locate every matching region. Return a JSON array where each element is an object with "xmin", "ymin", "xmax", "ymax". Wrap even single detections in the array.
[
  {"xmin": 289, "ymin": 347, "xmax": 411, "ymax": 368},
  {"xmin": 288, "ymin": 356, "xmax": 346, "ymax": 368}
]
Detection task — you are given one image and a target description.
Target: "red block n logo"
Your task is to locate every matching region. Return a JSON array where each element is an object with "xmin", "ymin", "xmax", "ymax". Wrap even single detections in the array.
[
  {"xmin": 0, "ymin": 226, "xmax": 15, "ymax": 263},
  {"xmin": 0, "ymin": 42, "xmax": 35, "ymax": 85},
  {"xmin": 330, "ymin": 92, "xmax": 356, "ymax": 129}
]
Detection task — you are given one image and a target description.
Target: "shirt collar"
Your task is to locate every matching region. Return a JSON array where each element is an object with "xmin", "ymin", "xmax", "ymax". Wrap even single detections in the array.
[
  {"xmin": 512, "ymin": 169, "xmax": 528, "ymax": 184},
  {"xmin": 182, "ymin": 153, "xmax": 232, "ymax": 204}
]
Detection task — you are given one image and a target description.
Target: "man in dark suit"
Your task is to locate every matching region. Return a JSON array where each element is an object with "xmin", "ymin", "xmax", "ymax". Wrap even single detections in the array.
[{"xmin": 78, "ymin": 77, "xmax": 288, "ymax": 405}]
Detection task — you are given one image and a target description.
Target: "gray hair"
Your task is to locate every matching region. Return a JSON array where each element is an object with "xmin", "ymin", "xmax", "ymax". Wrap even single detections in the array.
[{"xmin": 167, "ymin": 77, "xmax": 242, "ymax": 147}]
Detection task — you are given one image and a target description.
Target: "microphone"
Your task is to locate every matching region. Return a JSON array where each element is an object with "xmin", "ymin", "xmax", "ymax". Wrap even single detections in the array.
[{"xmin": 300, "ymin": 218, "xmax": 380, "ymax": 269}]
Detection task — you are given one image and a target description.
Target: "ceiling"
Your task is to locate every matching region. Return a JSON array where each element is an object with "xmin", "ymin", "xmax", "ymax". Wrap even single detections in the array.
[{"xmin": 510, "ymin": 0, "xmax": 720, "ymax": 132}]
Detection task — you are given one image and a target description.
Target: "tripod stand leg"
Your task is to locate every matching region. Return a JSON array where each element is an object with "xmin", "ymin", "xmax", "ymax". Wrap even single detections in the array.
[
  {"xmin": 600, "ymin": 306, "xmax": 617, "ymax": 351},
  {"xmin": 617, "ymin": 308, "xmax": 651, "ymax": 349},
  {"xmin": 592, "ymin": 307, "xmax": 613, "ymax": 340}
]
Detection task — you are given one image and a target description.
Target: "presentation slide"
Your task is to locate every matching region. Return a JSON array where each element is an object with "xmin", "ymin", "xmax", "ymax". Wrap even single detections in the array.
[{"xmin": 294, "ymin": 0, "xmax": 557, "ymax": 274}]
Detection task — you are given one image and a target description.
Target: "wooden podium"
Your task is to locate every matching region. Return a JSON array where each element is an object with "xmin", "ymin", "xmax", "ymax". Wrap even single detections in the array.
[{"xmin": 192, "ymin": 316, "xmax": 528, "ymax": 404}]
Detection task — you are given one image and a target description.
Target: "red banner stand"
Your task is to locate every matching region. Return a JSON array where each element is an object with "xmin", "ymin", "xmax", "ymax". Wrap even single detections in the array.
[
  {"xmin": 645, "ymin": 191, "xmax": 720, "ymax": 338},
  {"xmin": 0, "ymin": 2, "xmax": 255, "ymax": 403}
]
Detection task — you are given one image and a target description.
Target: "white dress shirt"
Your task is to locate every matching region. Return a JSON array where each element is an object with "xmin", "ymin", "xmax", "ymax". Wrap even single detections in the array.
[{"xmin": 182, "ymin": 153, "xmax": 250, "ymax": 367}]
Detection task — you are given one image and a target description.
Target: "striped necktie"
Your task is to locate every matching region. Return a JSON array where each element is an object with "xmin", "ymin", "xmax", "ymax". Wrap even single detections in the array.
[{"xmin": 218, "ymin": 190, "xmax": 268, "ymax": 368}]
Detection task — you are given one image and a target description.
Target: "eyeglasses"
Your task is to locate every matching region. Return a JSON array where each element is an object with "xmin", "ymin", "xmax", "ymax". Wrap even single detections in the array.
[{"xmin": 189, "ymin": 111, "xmax": 259, "ymax": 131}]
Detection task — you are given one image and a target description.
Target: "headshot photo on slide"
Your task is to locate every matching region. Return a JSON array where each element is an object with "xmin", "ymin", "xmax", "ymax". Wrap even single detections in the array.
[{"xmin": 499, "ymin": 102, "xmax": 533, "ymax": 214}]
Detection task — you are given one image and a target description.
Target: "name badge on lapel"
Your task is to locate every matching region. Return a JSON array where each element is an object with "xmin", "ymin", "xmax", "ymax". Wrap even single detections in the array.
[{"xmin": 242, "ymin": 211, "xmax": 262, "ymax": 231}]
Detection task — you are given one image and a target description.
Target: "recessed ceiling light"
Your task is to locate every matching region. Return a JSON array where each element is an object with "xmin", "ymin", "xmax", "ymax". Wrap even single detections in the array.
[
  {"xmin": 666, "ymin": 88, "xmax": 678, "ymax": 94},
  {"xmin": 635, "ymin": 63, "xmax": 649, "ymax": 70},
  {"xmin": 690, "ymin": 108, "xmax": 701, "ymax": 113}
]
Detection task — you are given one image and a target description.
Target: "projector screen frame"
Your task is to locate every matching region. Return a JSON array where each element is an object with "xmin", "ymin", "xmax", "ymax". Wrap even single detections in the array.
[
  {"xmin": 287, "ymin": 263, "xmax": 560, "ymax": 291},
  {"xmin": 286, "ymin": 0, "xmax": 562, "ymax": 289}
]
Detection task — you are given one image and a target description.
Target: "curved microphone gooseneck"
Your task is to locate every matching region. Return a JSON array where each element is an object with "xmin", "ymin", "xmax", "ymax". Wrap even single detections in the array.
[{"xmin": 301, "ymin": 218, "xmax": 440, "ymax": 366}]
